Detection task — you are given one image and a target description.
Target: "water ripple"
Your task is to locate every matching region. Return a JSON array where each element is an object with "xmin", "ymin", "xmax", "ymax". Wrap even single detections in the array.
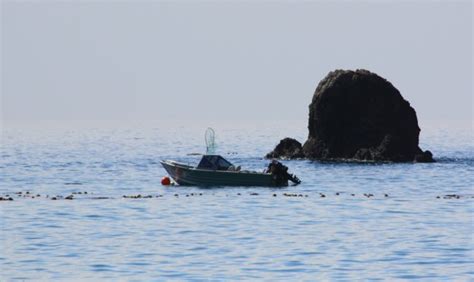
[{"xmin": 0, "ymin": 126, "xmax": 472, "ymax": 280}]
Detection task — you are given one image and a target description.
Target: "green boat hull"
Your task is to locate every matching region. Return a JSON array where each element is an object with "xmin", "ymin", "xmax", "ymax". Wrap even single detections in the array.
[{"xmin": 160, "ymin": 160, "xmax": 286, "ymax": 187}]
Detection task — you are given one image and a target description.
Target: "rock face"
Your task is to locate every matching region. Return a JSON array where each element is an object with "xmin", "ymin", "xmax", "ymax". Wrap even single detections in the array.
[
  {"xmin": 266, "ymin": 69, "xmax": 434, "ymax": 162},
  {"xmin": 265, "ymin": 138, "xmax": 303, "ymax": 159}
]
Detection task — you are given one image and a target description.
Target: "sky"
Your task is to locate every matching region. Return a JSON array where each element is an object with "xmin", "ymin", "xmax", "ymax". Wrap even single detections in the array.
[{"xmin": 1, "ymin": 0, "xmax": 472, "ymax": 129}]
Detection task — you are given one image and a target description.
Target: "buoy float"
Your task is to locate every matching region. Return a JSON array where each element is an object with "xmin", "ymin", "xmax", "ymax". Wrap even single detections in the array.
[{"xmin": 161, "ymin": 176, "xmax": 171, "ymax": 186}]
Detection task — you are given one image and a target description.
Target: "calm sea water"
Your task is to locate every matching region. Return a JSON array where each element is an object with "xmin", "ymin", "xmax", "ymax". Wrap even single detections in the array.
[{"xmin": 1, "ymin": 122, "xmax": 473, "ymax": 280}]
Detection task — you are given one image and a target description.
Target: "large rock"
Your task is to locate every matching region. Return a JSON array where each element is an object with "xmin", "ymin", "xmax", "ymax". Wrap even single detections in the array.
[
  {"xmin": 266, "ymin": 69, "xmax": 434, "ymax": 162},
  {"xmin": 302, "ymin": 69, "xmax": 433, "ymax": 162}
]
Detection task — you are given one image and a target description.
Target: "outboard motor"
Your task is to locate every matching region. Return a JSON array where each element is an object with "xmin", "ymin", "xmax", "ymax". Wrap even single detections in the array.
[{"xmin": 267, "ymin": 160, "xmax": 301, "ymax": 186}]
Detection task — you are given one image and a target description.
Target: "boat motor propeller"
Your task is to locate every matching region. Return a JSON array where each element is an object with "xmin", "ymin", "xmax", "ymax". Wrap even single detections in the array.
[{"xmin": 267, "ymin": 160, "xmax": 301, "ymax": 185}]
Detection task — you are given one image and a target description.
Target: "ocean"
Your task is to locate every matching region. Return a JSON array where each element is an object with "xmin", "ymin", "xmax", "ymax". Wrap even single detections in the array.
[{"xmin": 1, "ymin": 121, "xmax": 473, "ymax": 280}]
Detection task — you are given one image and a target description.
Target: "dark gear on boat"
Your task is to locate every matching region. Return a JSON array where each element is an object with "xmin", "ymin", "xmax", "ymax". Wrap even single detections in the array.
[{"xmin": 267, "ymin": 160, "xmax": 301, "ymax": 185}]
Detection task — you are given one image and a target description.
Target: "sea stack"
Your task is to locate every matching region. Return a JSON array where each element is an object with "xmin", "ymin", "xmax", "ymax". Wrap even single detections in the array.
[{"xmin": 267, "ymin": 69, "xmax": 434, "ymax": 162}]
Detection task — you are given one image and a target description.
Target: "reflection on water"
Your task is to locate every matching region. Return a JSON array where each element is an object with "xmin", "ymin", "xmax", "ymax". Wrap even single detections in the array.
[{"xmin": 1, "ymin": 123, "xmax": 473, "ymax": 280}]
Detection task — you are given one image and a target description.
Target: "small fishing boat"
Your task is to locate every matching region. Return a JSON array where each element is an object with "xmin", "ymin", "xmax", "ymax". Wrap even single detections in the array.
[
  {"xmin": 160, "ymin": 128, "xmax": 300, "ymax": 187},
  {"xmin": 160, "ymin": 155, "xmax": 300, "ymax": 187}
]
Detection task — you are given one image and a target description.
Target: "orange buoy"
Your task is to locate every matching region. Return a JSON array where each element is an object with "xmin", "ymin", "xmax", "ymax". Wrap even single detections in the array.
[{"xmin": 161, "ymin": 176, "xmax": 171, "ymax": 186}]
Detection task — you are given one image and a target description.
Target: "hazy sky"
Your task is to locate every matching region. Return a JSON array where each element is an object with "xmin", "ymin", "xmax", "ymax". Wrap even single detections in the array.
[{"xmin": 1, "ymin": 1, "xmax": 472, "ymax": 128}]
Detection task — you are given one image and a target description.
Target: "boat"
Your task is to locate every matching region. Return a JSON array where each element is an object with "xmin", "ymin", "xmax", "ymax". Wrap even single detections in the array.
[
  {"xmin": 160, "ymin": 155, "xmax": 300, "ymax": 187},
  {"xmin": 160, "ymin": 128, "xmax": 300, "ymax": 187}
]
